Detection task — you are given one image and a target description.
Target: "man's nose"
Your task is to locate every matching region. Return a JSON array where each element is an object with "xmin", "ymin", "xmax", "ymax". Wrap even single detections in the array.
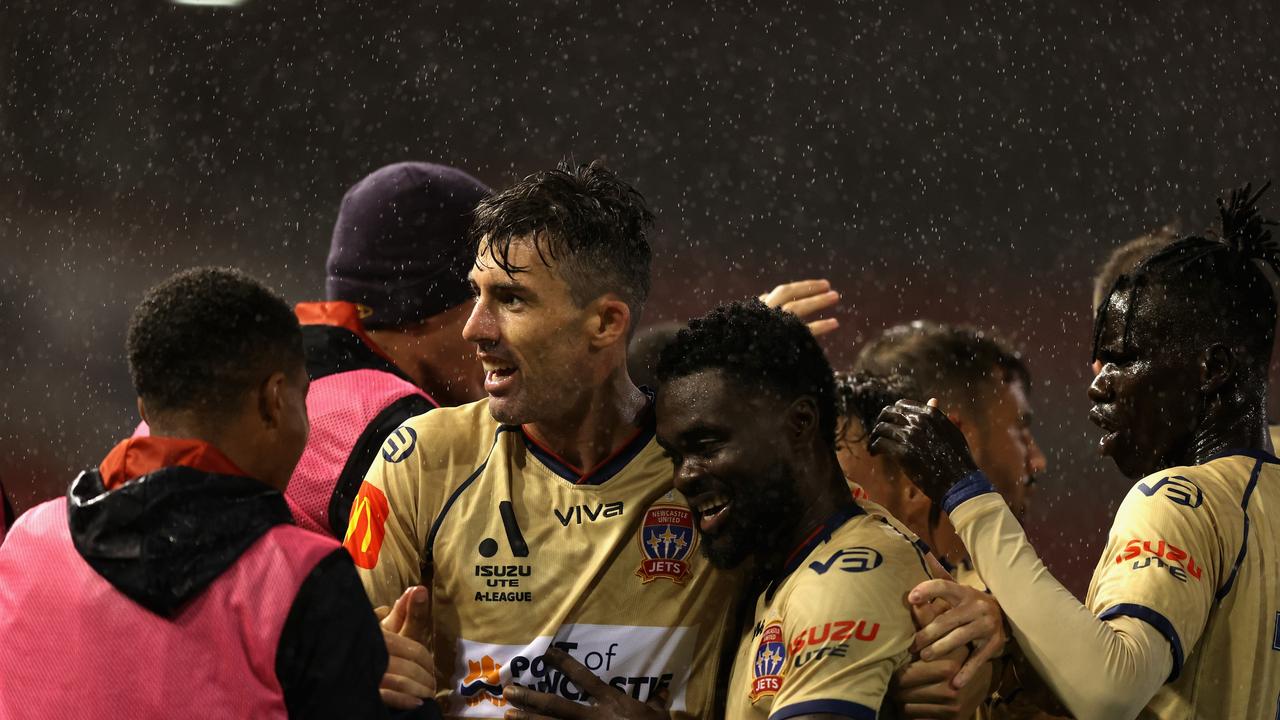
[{"xmin": 462, "ymin": 300, "xmax": 497, "ymax": 345}]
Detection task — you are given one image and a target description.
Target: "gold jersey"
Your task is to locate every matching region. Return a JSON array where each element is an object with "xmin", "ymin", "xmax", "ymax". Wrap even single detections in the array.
[
  {"xmin": 724, "ymin": 506, "xmax": 932, "ymax": 720},
  {"xmin": 344, "ymin": 399, "xmax": 742, "ymax": 719},
  {"xmin": 1086, "ymin": 450, "xmax": 1280, "ymax": 718}
]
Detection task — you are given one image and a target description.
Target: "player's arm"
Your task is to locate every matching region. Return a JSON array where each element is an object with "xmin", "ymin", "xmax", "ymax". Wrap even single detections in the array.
[
  {"xmin": 871, "ymin": 399, "xmax": 1216, "ymax": 719},
  {"xmin": 345, "ymin": 423, "xmax": 432, "ymax": 608}
]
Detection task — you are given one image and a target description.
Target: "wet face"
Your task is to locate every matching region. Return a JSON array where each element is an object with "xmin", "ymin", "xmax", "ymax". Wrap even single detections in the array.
[
  {"xmin": 260, "ymin": 362, "xmax": 310, "ymax": 491},
  {"xmin": 656, "ymin": 369, "xmax": 802, "ymax": 570},
  {"xmin": 968, "ymin": 375, "xmax": 1046, "ymax": 520},
  {"xmin": 463, "ymin": 237, "xmax": 597, "ymax": 425},
  {"xmin": 1088, "ymin": 286, "xmax": 1201, "ymax": 479}
]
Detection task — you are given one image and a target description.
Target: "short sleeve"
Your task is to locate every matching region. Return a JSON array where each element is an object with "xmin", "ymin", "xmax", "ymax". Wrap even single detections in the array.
[
  {"xmin": 769, "ymin": 539, "xmax": 926, "ymax": 719},
  {"xmin": 346, "ymin": 422, "xmax": 432, "ymax": 608},
  {"xmin": 1087, "ymin": 471, "xmax": 1223, "ymax": 681}
]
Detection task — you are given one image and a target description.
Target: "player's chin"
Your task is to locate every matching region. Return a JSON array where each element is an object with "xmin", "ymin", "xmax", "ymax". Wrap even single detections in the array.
[
  {"xmin": 700, "ymin": 528, "xmax": 751, "ymax": 570},
  {"xmin": 487, "ymin": 394, "xmax": 532, "ymax": 425}
]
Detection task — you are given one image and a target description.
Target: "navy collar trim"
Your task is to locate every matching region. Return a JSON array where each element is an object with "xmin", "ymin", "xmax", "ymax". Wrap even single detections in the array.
[
  {"xmin": 521, "ymin": 394, "xmax": 656, "ymax": 487},
  {"xmin": 779, "ymin": 505, "xmax": 864, "ymax": 577}
]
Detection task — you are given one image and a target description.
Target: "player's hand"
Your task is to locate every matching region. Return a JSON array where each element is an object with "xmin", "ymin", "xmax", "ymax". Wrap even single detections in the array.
[
  {"xmin": 910, "ymin": 579, "xmax": 1008, "ymax": 689},
  {"xmin": 892, "ymin": 646, "xmax": 993, "ymax": 720},
  {"xmin": 501, "ymin": 648, "xmax": 670, "ymax": 719},
  {"xmin": 377, "ymin": 585, "xmax": 436, "ymax": 709},
  {"xmin": 869, "ymin": 398, "xmax": 978, "ymax": 504},
  {"xmin": 759, "ymin": 279, "xmax": 840, "ymax": 336}
]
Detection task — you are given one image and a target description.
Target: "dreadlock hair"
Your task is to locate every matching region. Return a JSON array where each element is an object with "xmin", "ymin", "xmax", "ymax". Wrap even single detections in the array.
[
  {"xmin": 656, "ymin": 300, "xmax": 839, "ymax": 447},
  {"xmin": 834, "ymin": 371, "xmax": 920, "ymax": 448},
  {"xmin": 854, "ymin": 321, "xmax": 1030, "ymax": 419},
  {"xmin": 1091, "ymin": 182, "xmax": 1280, "ymax": 378},
  {"xmin": 470, "ymin": 160, "xmax": 654, "ymax": 326}
]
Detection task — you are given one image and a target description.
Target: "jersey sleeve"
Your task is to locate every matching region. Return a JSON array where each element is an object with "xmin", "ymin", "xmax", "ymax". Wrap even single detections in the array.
[
  {"xmin": 345, "ymin": 420, "xmax": 436, "ymax": 609},
  {"xmin": 1087, "ymin": 470, "xmax": 1224, "ymax": 681},
  {"xmin": 770, "ymin": 539, "xmax": 927, "ymax": 719}
]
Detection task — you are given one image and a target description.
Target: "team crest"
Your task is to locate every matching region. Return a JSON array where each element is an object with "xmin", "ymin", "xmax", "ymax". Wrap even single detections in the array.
[
  {"xmin": 635, "ymin": 504, "xmax": 696, "ymax": 584},
  {"xmin": 750, "ymin": 621, "xmax": 786, "ymax": 702}
]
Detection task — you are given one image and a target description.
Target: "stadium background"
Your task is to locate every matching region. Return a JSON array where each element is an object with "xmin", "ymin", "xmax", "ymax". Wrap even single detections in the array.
[{"xmin": 2, "ymin": 1, "xmax": 1277, "ymax": 595}]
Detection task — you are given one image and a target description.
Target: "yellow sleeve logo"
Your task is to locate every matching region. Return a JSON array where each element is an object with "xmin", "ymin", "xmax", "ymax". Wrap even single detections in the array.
[{"xmin": 343, "ymin": 482, "xmax": 390, "ymax": 569}]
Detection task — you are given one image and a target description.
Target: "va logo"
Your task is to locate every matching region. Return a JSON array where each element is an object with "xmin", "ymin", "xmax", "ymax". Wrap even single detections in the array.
[
  {"xmin": 1136, "ymin": 476, "xmax": 1202, "ymax": 509},
  {"xmin": 809, "ymin": 547, "xmax": 884, "ymax": 575},
  {"xmin": 381, "ymin": 426, "xmax": 417, "ymax": 463}
]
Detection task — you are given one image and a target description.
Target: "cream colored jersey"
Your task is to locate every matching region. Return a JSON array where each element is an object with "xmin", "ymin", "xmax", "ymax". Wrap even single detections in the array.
[
  {"xmin": 724, "ymin": 506, "xmax": 932, "ymax": 720},
  {"xmin": 344, "ymin": 399, "xmax": 742, "ymax": 719},
  {"xmin": 1085, "ymin": 450, "xmax": 1280, "ymax": 718}
]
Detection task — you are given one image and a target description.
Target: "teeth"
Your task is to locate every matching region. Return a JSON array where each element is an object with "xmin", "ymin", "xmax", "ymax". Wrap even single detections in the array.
[{"xmin": 694, "ymin": 494, "xmax": 729, "ymax": 514}]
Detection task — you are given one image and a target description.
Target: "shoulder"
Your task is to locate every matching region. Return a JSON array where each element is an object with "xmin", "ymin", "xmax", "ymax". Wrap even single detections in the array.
[
  {"xmin": 391, "ymin": 398, "xmax": 508, "ymax": 467},
  {"xmin": 787, "ymin": 515, "xmax": 929, "ymax": 615},
  {"xmin": 1117, "ymin": 454, "xmax": 1262, "ymax": 526}
]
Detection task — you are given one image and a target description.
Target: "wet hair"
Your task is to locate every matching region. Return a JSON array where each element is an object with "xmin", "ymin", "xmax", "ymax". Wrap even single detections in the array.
[
  {"xmin": 854, "ymin": 321, "xmax": 1029, "ymax": 417},
  {"xmin": 1091, "ymin": 221, "xmax": 1181, "ymax": 312},
  {"xmin": 1091, "ymin": 182, "xmax": 1280, "ymax": 376},
  {"xmin": 470, "ymin": 160, "xmax": 654, "ymax": 323},
  {"xmin": 127, "ymin": 267, "xmax": 304, "ymax": 417},
  {"xmin": 656, "ymin": 300, "xmax": 839, "ymax": 446},
  {"xmin": 834, "ymin": 371, "xmax": 920, "ymax": 448}
]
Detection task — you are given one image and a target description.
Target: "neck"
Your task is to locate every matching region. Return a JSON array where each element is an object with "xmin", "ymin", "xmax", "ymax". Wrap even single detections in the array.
[
  {"xmin": 524, "ymin": 368, "xmax": 648, "ymax": 472},
  {"xmin": 147, "ymin": 413, "xmax": 263, "ymax": 484},
  {"xmin": 1187, "ymin": 397, "xmax": 1270, "ymax": 465},
  {"xmin": 367, "ymin": 327, "xmax": 483, "ymax": 406},
  {"xmin": 762, "ymin": 452, "xmax": 856, "ymax": 576}
]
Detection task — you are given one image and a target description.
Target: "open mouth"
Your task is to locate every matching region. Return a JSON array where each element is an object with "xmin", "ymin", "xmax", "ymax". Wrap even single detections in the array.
[
  {"xmin": 691, "ymin": 493, "xmax": 732, "ymax": 534},
  {"xmin": 1089, "ymin": 408, "xmax": 1121, "ymax": 454},
  {"xmin": 482, "ymin": 363, "xmax": 519, "ymax": 395}
]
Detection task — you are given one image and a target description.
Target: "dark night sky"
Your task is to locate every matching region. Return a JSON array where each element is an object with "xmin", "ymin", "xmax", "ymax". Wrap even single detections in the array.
[{"xmin": 2, "ymin": 0, "xmax": 1277, "ymax": 592}]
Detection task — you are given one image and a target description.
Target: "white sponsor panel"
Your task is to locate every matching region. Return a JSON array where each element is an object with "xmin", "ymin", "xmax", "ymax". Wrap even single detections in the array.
[{"xmin": 451, "ymin": 624, "xmax": 697, "ymax": 717}]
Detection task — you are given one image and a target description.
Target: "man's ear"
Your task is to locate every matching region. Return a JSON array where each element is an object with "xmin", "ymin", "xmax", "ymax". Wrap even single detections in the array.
[
  {"xmin": 257, "ymin": 371, "xmax": 289, "ymax": 428},
  {"xmin": 136, "ymin": 397, "xmax": 150, "ymax": 425},
  {"xmin": 785, "ymin": 396, "xmax": 820, "ymax": 445},
  {"xmin": 588, "ymin": 296, "xmax": 633, "ymax": 349},
  {"xmin": 899, "ymin": 480, "xmax": 932, "ymax": 528},
  {"xmin": 1200, "ymin": 343, "xmax": 1235, "ymax": 395}
]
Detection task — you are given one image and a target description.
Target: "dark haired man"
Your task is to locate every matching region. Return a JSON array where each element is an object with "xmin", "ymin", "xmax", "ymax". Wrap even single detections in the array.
[
  {"xmin": 0, "ymin": 268, "xmax": 395, "ymax": 719},
  {"xmin": 132, "ymin": 163, "xmax": 490, "ymax": 542},
  {"xmin": 877, "ymin": 185, "xmax": 1280, "ymax": 718},
  {"xmin": 348, "ymin": 162, "xmax": 739, "ymax": 718},
  {"xmin": 660, "ymin": 301, "xmax": 931, "ymax": 718}
]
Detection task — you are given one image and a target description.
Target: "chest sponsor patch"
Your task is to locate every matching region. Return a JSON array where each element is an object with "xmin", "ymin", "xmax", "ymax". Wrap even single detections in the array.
[
  {"xmin": 342, "ymin": 482, "xmax": 389, "ymax": 569},
  {"xmin": 452, "ymin": 624, "xmax": 697, "ymax": 716},
  {"xmin": 635, "ymin": 504, "xmax": 696, "ymax": 584},
  {"xmin": 750, "ymin": 621, "xmax": 786, "ymax": 703}
]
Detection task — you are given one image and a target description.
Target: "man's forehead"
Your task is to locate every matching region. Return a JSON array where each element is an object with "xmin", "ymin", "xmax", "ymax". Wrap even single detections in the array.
[
  {"xmin": 470, "ymin": 235, "xmax": 557, "ymax": 283},
  {"xmin": 659, "ymin": 370, "xmax": 778, "ymax": 424}
]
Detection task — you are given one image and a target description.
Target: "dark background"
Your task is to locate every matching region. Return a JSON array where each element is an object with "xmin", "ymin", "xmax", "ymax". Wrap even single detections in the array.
[{"xmin": 3, "ymin": 0, "xmax": 1277, "ymax": 594}]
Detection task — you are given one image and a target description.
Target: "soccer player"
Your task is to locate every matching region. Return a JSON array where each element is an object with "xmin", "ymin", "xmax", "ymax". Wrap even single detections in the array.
[
  {"xmin": 876, "ymin": 183, "xmax": 1280, "ymax": 718},
  {"xmin": 0, "ymin": 268, "xmax": 395, "ymax": 719},
  {"xmin": 855, "ymin": 322, "xmax": 1046, "ymax": 587},
  {"xmin": 346, "ymin": 162, "xmax": 741, "ymax": 719},
  {"xmin": 505, "ymin": 300, "xmax": 933, "ymax": 719}
]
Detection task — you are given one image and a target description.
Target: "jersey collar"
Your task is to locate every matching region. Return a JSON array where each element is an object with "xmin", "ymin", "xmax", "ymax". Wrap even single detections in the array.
[
  {"xmin": 779, "ymin": 504, "xmax": 865, "ymax": 577},
  {"xmin": 1202, "ymin": 447, "xmax": 1280, "ymax": 465},
  {"xmin": 521, "ymin": 392, "xmax": 656, "ymax": 487},
  {"xmin": 99, "ymin": 436, "xmax": 248, "ymax": 491}
]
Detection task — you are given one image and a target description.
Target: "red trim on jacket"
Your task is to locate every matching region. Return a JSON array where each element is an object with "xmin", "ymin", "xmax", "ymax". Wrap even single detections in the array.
[
  {"xmin": 294, "ymin": 301, "xmax": 398, "ymax": 366},
  {"xmin": 99, "ymin": 437, "xmax": 248, "ymax": 491}
]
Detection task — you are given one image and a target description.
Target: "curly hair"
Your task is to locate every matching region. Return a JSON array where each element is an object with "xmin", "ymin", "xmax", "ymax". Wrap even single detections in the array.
[
  {"xmin": 127, "ymin": 267, "xmax": 303, "ymax": 416},
  {"xmin": 656, "ymin": 299, "xmax": 839, "ymax": 446},
  {"xmin": 470, "ymin": 160, "xmax": 654, "ymax": 323},
  {"xmin": 834, "ymin": 371, "xmax": 920, "ymax": 447}
]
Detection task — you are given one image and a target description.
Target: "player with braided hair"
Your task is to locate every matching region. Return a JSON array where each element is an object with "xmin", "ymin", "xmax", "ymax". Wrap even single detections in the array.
[{"xmin": 875, "ymin": 183, "xmax": 1280, "ymax": 718}]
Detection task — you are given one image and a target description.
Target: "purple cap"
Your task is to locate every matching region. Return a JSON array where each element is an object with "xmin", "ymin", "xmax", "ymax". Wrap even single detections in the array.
[{"xmin": 326, "ymin": 162, "xmax": 490, "ymax": 329}]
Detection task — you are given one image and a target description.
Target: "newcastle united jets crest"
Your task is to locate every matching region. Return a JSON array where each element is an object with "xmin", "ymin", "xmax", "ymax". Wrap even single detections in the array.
[{"xmin": 635, "ymin": 504, "xmax": 696, "ymax": 584}]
